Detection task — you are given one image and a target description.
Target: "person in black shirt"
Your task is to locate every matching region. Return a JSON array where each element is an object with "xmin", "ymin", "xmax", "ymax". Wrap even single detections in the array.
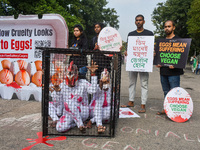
[
  {"xmin": 157, "ymin": 20, "xmax": 184, "ymax": 115},
  {"xmin": 90, "ymin": 23, "xmax": 112, "ymax": 80},
  {"xmin": 71, "ymin": 24, "xmax": 88, "ymax": 50},
  {"xmin": 70, "ymin": 24, "xmax": 88, "ymax": 79},
  {"xmin": 121, "ymin": 14, "xmax": 154, "ymax": 113}
]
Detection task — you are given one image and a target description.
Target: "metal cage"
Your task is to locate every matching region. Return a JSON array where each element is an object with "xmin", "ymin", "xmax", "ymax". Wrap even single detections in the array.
[{"xmin": 41, "ymin": 48, "xmax": 121, "ymax": 137}]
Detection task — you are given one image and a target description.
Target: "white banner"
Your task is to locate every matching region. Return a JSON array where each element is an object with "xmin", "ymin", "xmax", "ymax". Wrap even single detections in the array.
[{"xmin": 126, "ymin": 36, "xmax": 154, "ymax": 72}]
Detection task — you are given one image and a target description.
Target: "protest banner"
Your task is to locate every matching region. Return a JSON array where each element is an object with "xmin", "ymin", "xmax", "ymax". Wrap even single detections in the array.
[
  {"xmin": 0, "ymin": 14, "xmax": 68, "ymax": 101},
  {"xmin": 126, "ymin": 36, "xmax": 154, "ymax": 72},
  {"xmin": 98, "ymin": 27, "xmax": 122, "ymax": 56},
  {"xmin": 164, "ymin": 87, "xmax": 193, "ymax": 123},
  {"xmin": 154, "ymin": 38, "xmax": 192, "ymax": 68}
]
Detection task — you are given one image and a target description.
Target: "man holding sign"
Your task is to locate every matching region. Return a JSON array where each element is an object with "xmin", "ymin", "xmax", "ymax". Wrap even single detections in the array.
[
  {"xmin": 121, "ymin": 14, "xmax": 154, "ymax": 113},
  {"xmin": 156, "ymin": 20, "xmax": 184, "ymax": 115}
]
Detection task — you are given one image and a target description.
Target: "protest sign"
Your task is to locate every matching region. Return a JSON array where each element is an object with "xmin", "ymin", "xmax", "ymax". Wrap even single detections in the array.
[
  {"xmin": 154, "ymin": 38, "xmax": 192, "ymax": 68},
  {"xmin": 119, "ymin": 108, "xmax": 140, "ymax": 118},
  {"xmin": 126, "ymin": 36, "xmax": 154, "ymax": 72},
  {"xmin": 164, "ymin": 87, "xmax": 193, "ymax": 123},
  {"xmin": 0, "ymin": 14, "xmax": 68, "ymax": 101},
  {"xmin": 98, "ymin": 27, "xmax": 122, "ymax": 56}
]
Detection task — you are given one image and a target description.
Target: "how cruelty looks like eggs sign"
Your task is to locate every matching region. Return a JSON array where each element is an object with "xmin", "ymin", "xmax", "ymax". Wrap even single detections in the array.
[
  {"xmin": 0, "ymin": 14, "xmax": 68, "ymax": 101},
  {"xmin": 98, "ymin": 27, "xmax": 122, "ymax": 56},
  {"xmin": 0, "ymin": 25, "xmax": 55, "ymax": 61},
  {"xmin": 126, "ymin": 36, "xmax": 154, "ymax": 72},
  {"xmin": 164, "ymin": 87, "xmax": 193, "ymax": 123}
]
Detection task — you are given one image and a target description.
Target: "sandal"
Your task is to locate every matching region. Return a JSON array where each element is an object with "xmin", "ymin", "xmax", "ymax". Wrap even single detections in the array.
[
  {"xmin": 50, "ymin": 121, "xmax": 58, "ymax": 128},
  {"xmin": 48, "ymin": 116, "xmax": 53, "ymax": 120},
  {"xmin": 86, "ymin": 120, "xmax": 92, "ymax": 128},
  {"xmin": 157, "ymin": 110, "xmax": 165, "ymax": 115},
  {"xmin": 97, "ymin": 125, "xmax": 106, "ymax": 133},
  {"xmin": 138, "ymin": 104, "xmax": 146, "ymax": 113},
  {"xmin": 138, "ymin": 108, "xmax": 146, "ymax": 113},
  {"xmin": 79, "ymin": 126, "xmax": 86, "ymax": 133},
  {"xmin": 121, "ymin": 101, "xmax": 134, "ymax": 108}
]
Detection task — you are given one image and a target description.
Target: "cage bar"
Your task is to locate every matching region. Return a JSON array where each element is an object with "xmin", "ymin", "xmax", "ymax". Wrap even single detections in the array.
[{"xmin": 41, "ymin": 48, "xmax": 121, "ymax": 137}]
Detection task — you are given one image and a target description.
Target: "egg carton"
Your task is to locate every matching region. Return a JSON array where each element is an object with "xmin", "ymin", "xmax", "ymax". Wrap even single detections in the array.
[{"xmin": 0, "ymin": 82, "xmax": 42, "ymax": 101}]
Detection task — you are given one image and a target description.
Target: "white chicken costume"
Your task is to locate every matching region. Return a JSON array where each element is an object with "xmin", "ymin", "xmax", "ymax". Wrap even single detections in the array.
[
  {"xmin": 89, "ymin": 69, "xmax": 111, "ymax": 127},
  {"xmin": 55, "ymin": 61, "xmax": 98, "ymax": 132},
  {"xmin": 49, "ymin": 83, "xmax": 64, "ymax": 122}
]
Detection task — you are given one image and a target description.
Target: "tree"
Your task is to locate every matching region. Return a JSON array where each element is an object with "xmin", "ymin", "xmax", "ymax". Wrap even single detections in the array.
[
  {"xmin": 187, "ymin": 0, "xmax": 200, "ymax": 55},
  {"xmin": 0, "ymin": 0, "xmax": 119, "ymax": 44},
  {"xmin": 0, "ymin": 0, "xmax": 15, "ymax": 16},
  {"xmin": 152, "ymin": 0, "xmax": 192, "ymax": 38}
]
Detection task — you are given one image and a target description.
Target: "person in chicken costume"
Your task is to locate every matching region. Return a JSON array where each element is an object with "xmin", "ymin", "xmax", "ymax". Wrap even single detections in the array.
[
  {"xmin": 48, "ymin": 72, "xmax": 64, "ymax": 127},
  {"xmin": 87, "ymin": 68, "xmax": 111, "ymax": 133},
  {"xmin": 51, "ymin": 60, "xmax": 98, "ymax": 133},
  {"xmin": 48, "ymin": 56, "xmax": 66, "ymax": 127}
]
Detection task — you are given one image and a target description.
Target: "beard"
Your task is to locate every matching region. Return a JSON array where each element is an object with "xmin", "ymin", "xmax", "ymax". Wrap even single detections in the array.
[{"xmin": 165, "ymin": 30, "xmax": 173, "ymax": 35}]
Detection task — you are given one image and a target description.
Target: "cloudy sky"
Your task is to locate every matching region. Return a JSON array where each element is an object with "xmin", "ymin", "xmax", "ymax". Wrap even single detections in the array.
[{"xmin": 106, "ymin": 0, "xmax": 167, "ymax": 41}]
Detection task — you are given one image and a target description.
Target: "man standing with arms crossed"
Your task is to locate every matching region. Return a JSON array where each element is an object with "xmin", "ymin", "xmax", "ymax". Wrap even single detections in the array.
[{"xmin": 121, "ymin": 14, "xmax": 154, "ymax": 113}]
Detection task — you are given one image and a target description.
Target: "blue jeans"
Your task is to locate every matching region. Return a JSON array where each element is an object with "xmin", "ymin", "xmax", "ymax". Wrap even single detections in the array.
[
  {"xmin": 160, "ymin": 75, "xmax": 180, "ymax": 98},
  {"xmin": 196, "ymin": 64, "xmax": 200, "ymax": 74}
]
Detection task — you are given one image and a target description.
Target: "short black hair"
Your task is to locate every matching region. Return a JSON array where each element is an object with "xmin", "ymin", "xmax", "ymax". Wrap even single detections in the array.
[
  {"xmin": 135, "ymin": 14, "xmax": 144, "ymax": 20},
  {"xmin": 165, "ymin": 20, "xmax": 175, "ymax": 27},
  {"xmin": 94, "ymin": 23, "xmax": 105, "ymax": 29}
]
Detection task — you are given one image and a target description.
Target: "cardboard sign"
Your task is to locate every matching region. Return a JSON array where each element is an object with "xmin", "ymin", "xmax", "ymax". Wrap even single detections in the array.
[
  {"xmin": 98, "ymin": 27, "xmax": 122, "ymax": 56},
  {"xmin": 0, "ymin": 14, "xmax": 68, "ymax": 101},
  {"xmin": 126, "ymin": 36, "xmax": 154, "ymax": 72},
  {"xmin": 154, "ymin": 38, "xmax": 192, "ymax": 68},
  {"xmin": 164, "ymin": 87, "xmax": 193, "ymax": 123}
]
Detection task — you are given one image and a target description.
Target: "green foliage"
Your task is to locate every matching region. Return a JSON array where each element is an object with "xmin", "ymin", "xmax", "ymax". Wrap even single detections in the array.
[
  {"xmin": 0, "ymin": 0, "xmax": 119, "ymax": 43},
  {"xmin": 0, "ymin": 0, "xmax": 15, "ymax": 16},
  {"xmin": 152, "ymin": 0, "xmax": 200, "ymax": 57},
  {"xmin": 121, "ymin": 41, "xmax": 127, "ymax": 54},
  {"xmin": 152, "ymin": 0, "xmax": 192, "ymax": 38},
  {"xmin": 187, "ymin": 0, "xmax": 200, "ymax": 55}
]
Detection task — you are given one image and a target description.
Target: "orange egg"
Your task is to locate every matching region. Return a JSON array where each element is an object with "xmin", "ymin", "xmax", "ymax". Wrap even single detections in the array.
[
  {"xmin": 1, "ymin": 59, "xmax": 11, "ymax": 69},
  {"xmin": 0, "ymin": 69, "xmax": 13, "ymax": 84},
  {"xmin": 15, "ymin": 70, "xmax": 30, "ymax": 86},
  {"xmin": 17, "ymin": 60, "xmax": 28, "ymax": 70},
  {"xmin": 51, "ymin": 73, "xmax": 63, "ymax": 85},
  {"xmin": 32, "ymin": 71, "xmax": 42, "ymax": 87},
  {"xmin": 35, "ymin": 60, "xmax": 42, "ymax": 71}
]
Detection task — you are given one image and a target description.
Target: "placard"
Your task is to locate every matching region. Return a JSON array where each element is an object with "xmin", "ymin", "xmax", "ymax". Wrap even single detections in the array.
[
  {"xmin": 164, "ymin": 87, "xmax": 193, "ymax": 123},
  {"xmin": 98, "ymin": 27, "xmax": 122, "ymax": 54},
  {"xmin": 0, "ymin": 14, "xmax": 68, "ymax": 101},
  {"xmin": 126, "ymin": 36, "xmax": 154, "ymax": 72},
  {"xmin": 154, "ymin": 38, "xmax": 192, "ymax": 68}
]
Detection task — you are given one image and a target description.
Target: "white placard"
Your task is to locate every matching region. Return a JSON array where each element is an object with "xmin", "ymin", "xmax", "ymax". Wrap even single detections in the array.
[
  {"xmin": 98, "ymin": 27, "xmax": 122, "ymax": 52},
  {"xmin": 126, "ymin": 36, "xmax": 154, "ymax": 72},
  {"xmin": 164, "ymin": 87, "xmax": 193, "ymax": 123}
]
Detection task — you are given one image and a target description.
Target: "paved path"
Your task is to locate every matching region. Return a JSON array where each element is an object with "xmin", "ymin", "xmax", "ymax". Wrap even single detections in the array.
[{"xmin": 0, "ymin": 64, "xmax": 200, "ymax": 150}]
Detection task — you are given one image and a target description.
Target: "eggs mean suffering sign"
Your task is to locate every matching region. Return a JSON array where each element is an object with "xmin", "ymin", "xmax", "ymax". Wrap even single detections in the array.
[{"xmin": 164, "ymin": 87, "xmax": 193, "ymax": 123}]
